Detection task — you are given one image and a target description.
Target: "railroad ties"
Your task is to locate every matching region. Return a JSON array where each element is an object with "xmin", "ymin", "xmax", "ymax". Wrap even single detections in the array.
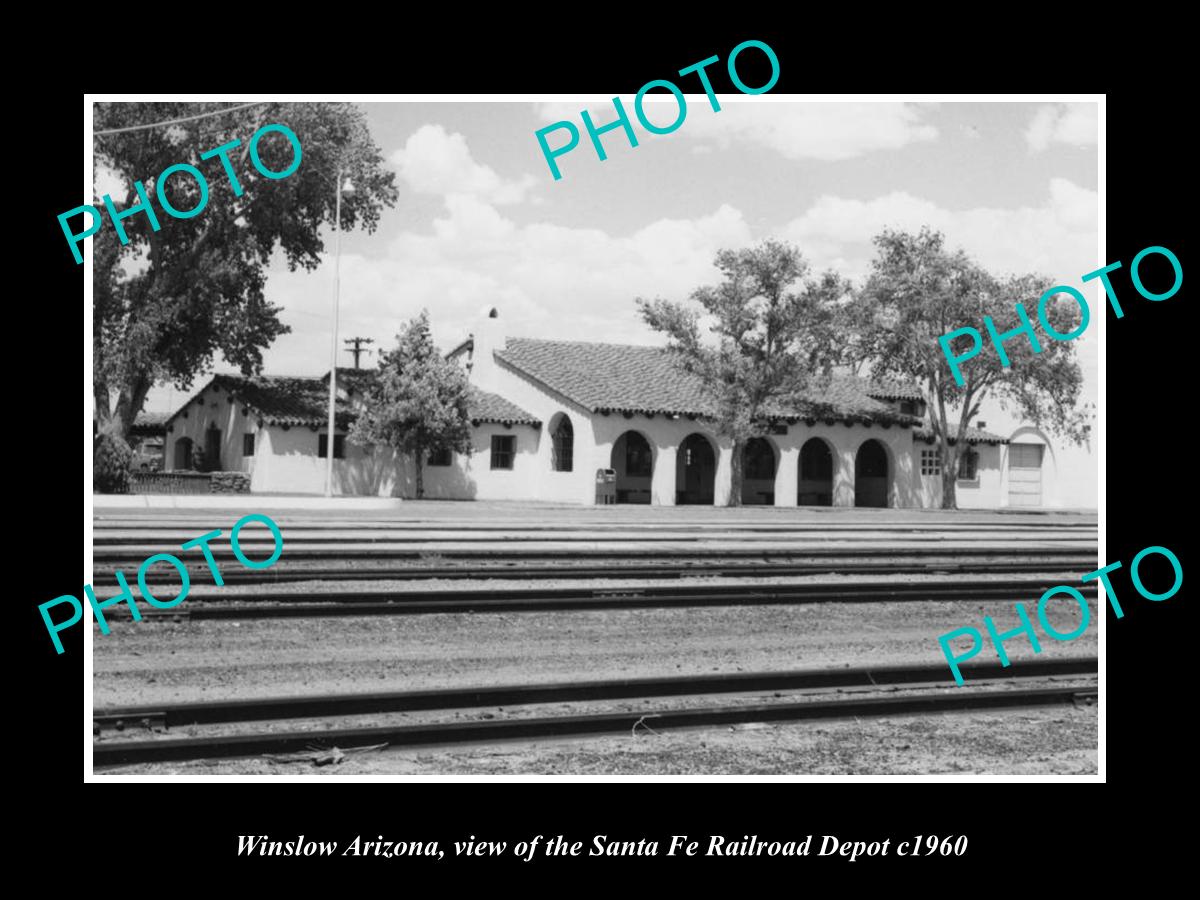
[{"xmin": 91, "ymin": 505, "xmax": 1099, "ymax": 767}]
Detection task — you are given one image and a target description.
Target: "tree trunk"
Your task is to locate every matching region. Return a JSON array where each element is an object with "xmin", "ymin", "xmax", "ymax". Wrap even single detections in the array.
[
  {"xmin": 939, "ymin": 442, "xmax": 960, "ymax": 510},
  {"xmin": 93, "ymin": 378, "xmax": 112, "ymax": 433},
  {"xmin": 113, "ymin": 373, "xmax": 153, "ymax": 442},
  {"xmin": 940, "ymin": 465, "xmax": 957, "ymax": 510},
  {"xmin": 414, "ymin": 456, "xmax": 425, "ymax": 500},
  {"xmin": 728, "ymin": 439, "xmax": 744, "ymax": 507}
]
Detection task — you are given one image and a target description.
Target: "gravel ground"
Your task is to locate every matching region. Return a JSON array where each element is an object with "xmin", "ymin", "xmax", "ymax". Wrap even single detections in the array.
[
  {"xmin": 92, "ymin": 597, "xmax": 1098, "ymax": 707},
  {"xmin": 97, "ymin": 704, "xmax": 1099, "ymax": 776}
]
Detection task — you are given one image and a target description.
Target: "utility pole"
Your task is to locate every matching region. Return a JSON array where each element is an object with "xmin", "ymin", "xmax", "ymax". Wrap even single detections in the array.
[
  {"xmin": 325, "ymin": 170, "xmax": 355, "ymax": 498},
  {"xmin": 343, "ymin": 336, "xmax": 374, "ymax": 369}
]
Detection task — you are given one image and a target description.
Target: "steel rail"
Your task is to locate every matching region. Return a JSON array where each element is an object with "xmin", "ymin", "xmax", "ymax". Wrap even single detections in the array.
[
  {"xmin": 92, "ymin": 544, "xmax": 1096, "ymax": 562},
  {"xmin": 93, "ymin": 683, "xmax": 1097, "ymax": 766},
  {"xmin": 94, "ymin": 656, "xmax": 1098, "ymax": 730},
  {"xmin": 90, "ymin": 557, "xmax": 1100, "ymax": 587},
  {"xmin": 114, "ymin": 578, "xmax": 1099, "ymax": 619}
]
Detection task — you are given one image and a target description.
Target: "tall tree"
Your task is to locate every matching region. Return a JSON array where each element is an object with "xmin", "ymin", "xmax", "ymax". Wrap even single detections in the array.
[
  {"xmin": 349, "ymin": 311, "xmax": 473, "ymax": 499},
  {"xmin": 91, "ymin": 102, "xmax": 398, "ymax": 439},
  {"xmin": 847, "ymin": 227, "xmax": 1092, "ymax": 509},
  {"xmin": 637, "ymin": 240, "xmax": 844, "ymax": 506}
]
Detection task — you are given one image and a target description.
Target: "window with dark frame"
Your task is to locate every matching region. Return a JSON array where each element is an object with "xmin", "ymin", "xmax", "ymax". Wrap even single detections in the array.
[
  {"xmin": 428, "ymin": 447, "xmax": 452, "ymax": 466},
  {"xmin": 920, "ymin": 447, "xmax": 941, "ymax": 476},
  {"xmin": 551, "ymin": 416, "xmax": 574, "ymax": 472},
  {"xmin": 490, "ymin": 435, "xmax": 515, "ymax": 470},
  {"xmin": 318, "ymin": 434, "xmax": 345, "ymax": 459},
  {"xmin": 242, "ymin": 433, "xmax": 255, "ymax": 457},
  {"xmin": 958, "ymin": 448, "xmax": 980, "ymax": 482}
]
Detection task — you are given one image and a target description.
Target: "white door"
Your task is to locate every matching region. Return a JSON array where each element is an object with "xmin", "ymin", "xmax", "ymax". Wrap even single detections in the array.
[{"xmin": 1008, "ymin": 443, "xmax": 1044, "ymax": 506}]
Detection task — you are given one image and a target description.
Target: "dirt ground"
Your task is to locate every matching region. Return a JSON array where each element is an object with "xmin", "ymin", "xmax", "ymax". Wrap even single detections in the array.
[
  {"xmin": 98, "ymin": 704, "xmax": 1098, "ymax": 776},
  {"xmin": 92, "ymin": 596, "xmax": 1098, "ymax": 707}
]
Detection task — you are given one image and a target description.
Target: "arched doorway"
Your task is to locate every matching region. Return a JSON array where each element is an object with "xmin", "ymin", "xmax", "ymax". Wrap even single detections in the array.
[
  {"xmin": 799, "ymin": 438, "xmax": 833, "ymax": 506},
  {"xmin": 611, "ymin": 431, "xmax": 653, "ymax": 504},
  {"xmin": 741, "ymin": 437, "xmax": 777, "ymax": 505},
  {"xmin": 174, "ymin": 437, "xmax": 194, "ymax": 470},
  {"xmin": 855, "ymin": 439, "xmax": 890, "ymax": 508},
  {"xmin": 676, "ymin": 433, "xmax": 716, "ymax": 505}
]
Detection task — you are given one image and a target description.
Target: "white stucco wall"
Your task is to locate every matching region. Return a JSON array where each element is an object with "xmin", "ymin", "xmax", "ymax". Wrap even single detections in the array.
[{"xmin": 164, "ymin": 381, "xmax": 258, "ymax": 478}]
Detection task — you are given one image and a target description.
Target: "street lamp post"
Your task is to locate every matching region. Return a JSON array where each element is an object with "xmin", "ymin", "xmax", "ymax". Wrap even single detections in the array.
[{"xmin": 325, "ymin": 171, "xmax": 355, "ymax": 497}]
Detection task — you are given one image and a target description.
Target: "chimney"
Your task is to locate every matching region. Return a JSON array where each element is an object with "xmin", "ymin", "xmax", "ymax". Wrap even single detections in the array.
[{"xmin": 469, "ymin": 305, "xmax": 505, "ymax": 391}]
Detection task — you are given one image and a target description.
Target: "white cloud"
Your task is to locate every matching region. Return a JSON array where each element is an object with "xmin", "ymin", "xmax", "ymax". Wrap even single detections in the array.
[
  {"xmin": 389, "ymin": 124, "xmax": 536, "ymax": 204},
  {"xmin": 1025, "ymin": 103, "xmax": 1098, "ymax": 152},
  {"xmin": 259, "ymin": 194, "xmax": 754, "ymax": 374},
  {"xmin": 780, "ymin": 177, "xmax": 1099, "ymax": 284},
  {"xmin": 536, "ymin": 101, "xmax": 937, "ymax": 161}
]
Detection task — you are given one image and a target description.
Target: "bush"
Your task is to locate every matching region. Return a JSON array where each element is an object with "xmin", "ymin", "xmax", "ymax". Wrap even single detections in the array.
[{"xmin": 94, "ymin": 430, "xmax": 133, "ymax": 493}]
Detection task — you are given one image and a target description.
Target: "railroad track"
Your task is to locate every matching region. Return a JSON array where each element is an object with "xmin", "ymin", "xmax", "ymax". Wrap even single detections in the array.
[
  {"xmin": 92, "ymin": 544, "xmax": 1095, "ymax": 565},
  {"xmin": 93, "ymin": 656, "xmax": 1098, "ymax": 766},
  {"xmin": 109, "ymin": 577, "xmax": 1100, "ymax": 620},
  {"xmin": 91, "ymin": 556, "xmax": 1101, "ymax": 587}
]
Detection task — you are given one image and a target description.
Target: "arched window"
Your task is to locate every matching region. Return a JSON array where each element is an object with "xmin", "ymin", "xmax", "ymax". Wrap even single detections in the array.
[{"xmin": 552, "ymin": 416, "xmax": 574, "ymax": 472}]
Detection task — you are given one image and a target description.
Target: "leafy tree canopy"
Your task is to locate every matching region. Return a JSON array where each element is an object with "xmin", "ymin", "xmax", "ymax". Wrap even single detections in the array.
[
  {"xmin": 846, "ymin": 227, "xmax": 1092, "ymax": 508},
  {"xmin": 92, "ymin": 101, "xmax": 398, "ymax": 437},
  {"xmin": 637, "ymin": 240, "xmax": 845, "ymax": 505},
  {"xmin": 349, "ymin": 311, "xmax": 473, "ymax": 499}
]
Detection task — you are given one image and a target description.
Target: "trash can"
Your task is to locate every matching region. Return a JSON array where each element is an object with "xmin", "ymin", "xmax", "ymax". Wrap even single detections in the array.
[{"xmin": 595, "ymin": 468, "xmax": 617, "ymax": 505}]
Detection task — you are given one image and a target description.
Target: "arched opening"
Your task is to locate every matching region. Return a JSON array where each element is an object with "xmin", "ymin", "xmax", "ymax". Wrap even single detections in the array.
[
  {"xmin": 173, "ymin": 437, "xmax": 194, "ymax": 471},
  {"xmin": 741, "ymin": 437, "xmax": 777, "ymax": 505},
  {"xmin": 855, "ymin": 439, "xmax": 890, "ymax": 508},
  {"xmin": 799, "ymin": 438, "xmax": 834, "ymax": 506},
  {"xmin": 1006, "ymin": 426, "xmax": 1057, "ymax": 507},
  {"xmin": 611, "ymin": 430, "xmax": 653, "ymax": 504},
  {"xmin": 676, "ymin": 433, "xmax": 716, "ymax": 505},
  {"xmin": 551, "ymin": 414, "xmax": 574, "ymax": 472}
]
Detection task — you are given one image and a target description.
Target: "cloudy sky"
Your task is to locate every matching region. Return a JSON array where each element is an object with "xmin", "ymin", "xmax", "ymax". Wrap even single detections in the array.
[{"xmin": 143, "ymin": 99, "xmax": 1099, "ymax": 413}]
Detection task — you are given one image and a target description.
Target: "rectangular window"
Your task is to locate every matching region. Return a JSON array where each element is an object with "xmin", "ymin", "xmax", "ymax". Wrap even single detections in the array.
[
  {"xmin": 242, "ymin": 433, "xmax": 255, "ymax": 457},
  {"xmin": 1009, "ymin": 444, "xmax": 1044, "ymax": 469},
  {"xmin": 428, "ymin": 447, "xmax": 452, "ymax": 466},
  {"xmin": 958, "ymin": 449, "xmax": 979, "ymax": 482},
  {"xmin": 318, "ymin": 434, "xmax": 346, "ymax": 459},
  {"xmin": 490, "ymin": 435, "xmax": 515, "ymax": 470},
  {"xmin": 920, "ymin": 448, "xmax": 941, "ymax": 476}
]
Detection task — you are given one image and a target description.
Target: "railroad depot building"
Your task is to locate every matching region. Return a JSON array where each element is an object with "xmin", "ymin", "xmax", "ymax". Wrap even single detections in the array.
[{"xmin": 162, "ymin": 308, "xmax": 1092, "ymax": 508}]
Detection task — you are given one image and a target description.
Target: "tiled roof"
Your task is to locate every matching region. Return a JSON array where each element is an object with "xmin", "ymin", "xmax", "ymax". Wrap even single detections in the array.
[
  {"xmin": 182, "ymin": 374, "xmax": 355, "ymax": 429},
  {"xmin": 860, "ymin": 378, "xmax": 925, "ymax": 401},
  {"xmin": 129, "ymin": 411, "xmax": 170, "ymax": 435},
  {"xmin": 468, "ymin": 387, "xmax": 541, "ymax": 426},
  {"xmin": 168, "ymin": 373, "xmax": 538, "ymax": 430},
  {"xmin": 915, "ymin": 424, "xmax": 1009, "ymax": 445},
  {"xmin": 495, "ymin": 339, "xmax": 919, "ymax": 425}
]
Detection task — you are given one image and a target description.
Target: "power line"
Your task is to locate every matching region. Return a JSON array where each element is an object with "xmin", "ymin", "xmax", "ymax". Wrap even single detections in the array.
[{"xmin": 94, "ymin": 102, "xmax": 271, "ymax": 136}]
